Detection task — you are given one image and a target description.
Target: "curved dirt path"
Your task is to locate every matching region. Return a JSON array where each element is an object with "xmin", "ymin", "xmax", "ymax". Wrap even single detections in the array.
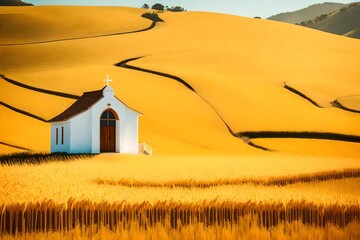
[
  {"xmin": 283, "ymin": 82, "xmax": 320, "ymax": 107},
  {"xmin": 117, "ymin": 57, "xmax": 360, "ymax": 148},
  {"xmin": 0, "ymin": 74, "xmax": 79, "ymax": 99},
  {"xmin": 238, "ymin": 131, "xmax": 360, "ymax": 143},
  {"xmin": 332, "ymin": 98, "xmax": 360, "ymax": 114},
  {"xmin": 116, "ymin": 57, "xmax": 271, "ymax": 151},
  {"xmin": 0, "ymin": 20, "xmax": 156, "ymax": 47},
  {"xmin": 0, "ymin": 142, "xmax": 30, "ymax": 152},
  {"xmin": 0, "ymin": 101, "xmax": 47, "ymax": 122},
  {"xmin": 284, "ymin": 82, "xmax": 360, "ymax": 114}
]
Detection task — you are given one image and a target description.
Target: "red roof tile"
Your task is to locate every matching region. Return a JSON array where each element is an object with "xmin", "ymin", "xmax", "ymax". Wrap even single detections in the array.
[{"xmin": 49, "ymin": 88, "xmax": 104, "ymax": 122}]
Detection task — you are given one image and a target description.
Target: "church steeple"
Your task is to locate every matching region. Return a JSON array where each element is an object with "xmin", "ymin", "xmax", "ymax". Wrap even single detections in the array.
[
  {"xmin": 104, "ymin": 74, "xmax": 112, "ymax": 86},
  {"xmin": 102, "ymin": 74, "xmax": 114, "ymax": 97}
]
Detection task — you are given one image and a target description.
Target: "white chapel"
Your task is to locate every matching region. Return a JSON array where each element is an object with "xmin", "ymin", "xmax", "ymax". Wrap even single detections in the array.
[{"xmin": 49, "ymin": 75, "xmax": 142, "ymax": 154}]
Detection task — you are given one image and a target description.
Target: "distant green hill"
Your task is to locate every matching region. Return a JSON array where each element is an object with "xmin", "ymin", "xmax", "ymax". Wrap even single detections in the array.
[
  {"xmin": 300, "ymin": 2, "xmax": 360, "ymax": 39},
  {"xmin": 268, "ymin": 2, "xmax": 347, "ymax": 24},
  {"xmin": 0, "ymin": 0, "xmax": 33, "ymax": 6}
]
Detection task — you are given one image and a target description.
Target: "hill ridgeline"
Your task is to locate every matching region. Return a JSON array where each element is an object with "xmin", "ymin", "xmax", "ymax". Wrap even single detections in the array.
[
  {"xmin": 268, "ymin": 2, "xmax": 347, "ymax": 24},
  {"xmin": 0, "ymin": 0, "xmax": 33, "ymax": 6}
]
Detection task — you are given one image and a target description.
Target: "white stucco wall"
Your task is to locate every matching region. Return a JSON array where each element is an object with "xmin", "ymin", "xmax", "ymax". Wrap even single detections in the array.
[
  {"xmin": 50, "ymin": 122, "xmax": 70, "ymax": 153},
  {"xmin": 69, "ymin": 111, "xmax": 92, "ymax": 153},
  {"xmin": 50, "ymin": 86, "xmax": 140, "ymax": 154},
  {"xmin": 123, "ymin": 109, "xmax": 139, "ymax": 153}
]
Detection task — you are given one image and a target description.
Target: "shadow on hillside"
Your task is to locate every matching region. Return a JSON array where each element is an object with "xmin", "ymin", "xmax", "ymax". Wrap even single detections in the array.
[{"xmin": 141, "ymin": 12, "xmax": 164, "ymax": 23}]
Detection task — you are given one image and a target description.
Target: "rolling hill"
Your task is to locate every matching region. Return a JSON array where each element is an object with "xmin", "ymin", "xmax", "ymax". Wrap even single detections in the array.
[
  {"xmin": 0, "ymin": 6, "xmax": 359, "ymax": 158},
  {"xmin": 0, "ymin": 6, "xmax": 360, "ymax": 238},
  {"xmin": 0, "ymin": 0, "xmax": 32, "ymax": 6},
  {"xmin": 300, "ymin": 2, "xmax": 360, "ymax": 39},
  {"xmin": 268, "ymin": 2, "xmax": 347, "ymax": 24}
]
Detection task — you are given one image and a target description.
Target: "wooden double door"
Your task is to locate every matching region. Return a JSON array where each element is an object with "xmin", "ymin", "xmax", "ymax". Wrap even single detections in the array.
[{"xmin": 100, "ymin": 110, "xmax": 117, "ymax": 152}]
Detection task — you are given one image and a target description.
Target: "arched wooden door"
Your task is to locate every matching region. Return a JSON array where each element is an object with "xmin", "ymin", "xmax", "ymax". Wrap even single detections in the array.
[{"xmin": 100, "ymin": 109, "xmax": 117, "ymax": 152}]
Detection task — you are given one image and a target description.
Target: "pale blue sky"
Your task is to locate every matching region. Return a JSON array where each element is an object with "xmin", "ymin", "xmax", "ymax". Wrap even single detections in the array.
[{"xmin": 26, "ymin": 0, "xmax": 355, "ymax": 18}]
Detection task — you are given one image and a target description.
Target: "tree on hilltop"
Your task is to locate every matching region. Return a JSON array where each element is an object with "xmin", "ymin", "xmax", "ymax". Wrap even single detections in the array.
[
  {"xmin": 151, "ymin": 3, "xmax": 164, "ymax": 11},
  {"xmin": 168, "ymin": 6, "xmax": 186, "ymax": 12},
  {"xmin": 141, "ymin": 4, "xmax": 149, "ymax": 9}
]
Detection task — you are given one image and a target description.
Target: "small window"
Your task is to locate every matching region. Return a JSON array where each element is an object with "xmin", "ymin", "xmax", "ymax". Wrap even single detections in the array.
[
  {"xmin": 61, "ymin": 127, "xmax": 64, "ymax": 145},
  {"xmin": 101, "ymin": 111, "xmax": 108, "ymax": 119},
  {"xmin": 100, "ymin": 109, "xmax": 118, "ymax": 126},
  {"xmin": 108, "ymin": 111, "xmax": 116, "ymax": 119},
  {"xmin": 56, "ymin": 128, "xmax": 59, "ymax": 145}
]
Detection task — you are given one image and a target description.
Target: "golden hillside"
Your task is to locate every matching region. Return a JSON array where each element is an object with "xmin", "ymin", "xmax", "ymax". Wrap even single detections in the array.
[{"xmin": 0, "ymin": 6, "xmax": 359, "ymax": 157}]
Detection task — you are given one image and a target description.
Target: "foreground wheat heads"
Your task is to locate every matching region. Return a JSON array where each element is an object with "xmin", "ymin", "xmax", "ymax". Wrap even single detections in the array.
[
  {"xmin": 1, "ymin": 199, "xmax": 359, "ymax": 238},
  {"xmin": 3, "ymin": 221, "xmax": 360, "ymax": 240}
]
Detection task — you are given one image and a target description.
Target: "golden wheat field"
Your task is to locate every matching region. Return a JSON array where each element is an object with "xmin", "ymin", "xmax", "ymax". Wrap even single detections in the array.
[{"xmin": 0, "ymin": 5, "xmax": 360, "ymax": 239}]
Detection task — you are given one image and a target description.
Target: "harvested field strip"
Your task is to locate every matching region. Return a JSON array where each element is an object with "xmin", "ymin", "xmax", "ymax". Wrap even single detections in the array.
[
  {"xmin": 332, "ymin": 99, "xmax": 360, "ymax": 114},
  {"xmin": 0, "ymin": 142, "xmax": 30, "ymax": 152},
  {"xmin": 0, "ymin": 74, "xmax": 79, "ymax": 99},
  {"xmin": 284, "ymin": 82, "xmax": 320, "ymax": 107},
  {"xmin": 238, "ymin": 131, "xmax": 360, "ymax": 143},
  {"xmin": 0, "ymin": 153, "xmax": 95, "ymax": 165},
  {"xmin": 94, "ymin": 168, "xmax": 360, "ymax": 188},
  {"xmin": 0, "ymin": 200, "xmax": 359, "ymax": 235},
  {"xmin": 0, "ymin": 101, "xmax": 46, "ymax": 122},
  {"xmin": 0, "ymin": 19, "xmax": 156, "ymax": 46}
]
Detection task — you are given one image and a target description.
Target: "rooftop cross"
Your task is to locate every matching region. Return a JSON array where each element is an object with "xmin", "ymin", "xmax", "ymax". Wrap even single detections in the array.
[{"xmin": 104, "ymin": 74, "xmax": 113, "ymax": 86}]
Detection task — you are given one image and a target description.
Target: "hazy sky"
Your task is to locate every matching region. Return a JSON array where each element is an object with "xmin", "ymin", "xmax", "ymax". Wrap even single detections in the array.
[{"xmin": 26, "ymin": 0, "xmax": 355, "ymax": 18}]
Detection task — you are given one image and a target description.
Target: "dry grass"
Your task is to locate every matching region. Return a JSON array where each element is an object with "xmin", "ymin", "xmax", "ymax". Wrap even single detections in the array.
[
  {"xmin": 0, "ymin": 199, "xmax": 360, "ymax": 239},
  {"xmin": 2, "ymin": 221, "xmax": 360, "ymax": 240},
  {"xmin": 93, "ymin": 168, "xmax": 360, "ymax": 188},
  {"xmin": 0, "ymin": 6, "xmax": 359, "ymax": 238},
  {"xmin": 0, "ymin": 155, "xmax": 359, "ymax": 238},
  {"xmin": 0, "ymin": 155, "xmax": 359, "ymax": 206},
  {"xmin": 1, "ymin": 199, "xmax": 359, "ymax": 237}
]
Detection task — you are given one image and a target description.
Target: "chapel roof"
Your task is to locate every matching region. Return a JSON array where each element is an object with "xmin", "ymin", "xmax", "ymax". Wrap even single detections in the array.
[
  {"xmin": 49, "ymin": 88, "xmax": 105, "ymax": 122},
  {"xmin": 50, "ymin": 86, "xmax": 142, "ymax": 123}
]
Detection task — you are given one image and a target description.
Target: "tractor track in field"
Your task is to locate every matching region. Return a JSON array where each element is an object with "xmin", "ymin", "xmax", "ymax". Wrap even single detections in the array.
[
  {"xmin": 0, "ymin": 20, "xmax": 156, "ymax": 46},
  {"xmin": 115, "ymin": 57, "xmax": 272, "ymax": 151},
  {"xmin": 0, "ymin": 142, "xmax": 30, "ymax": 152},
  {"xmin": 0, "ymin": 74, "xmax": 80, "ymax": 99},
  {"xmin": 332, "ymin": 99, "xmax": 360, "ymax": 114},
  {"xmin": 283, "ymin": 82, "xmax": 321, "ymax": 107},
  {"xmin": 0, "ymin": 101, "xmax": 47, "ymax": 122},
  {"xmin": 116, "ymin": 57, "xmax": 360, "ymax": 149},
  {"xmin": 284, "ymin": 82, "xmax": 360, "ymax": 114},
  {"xmin": 238, "ymin": 131, "xmax": 360, "ymax": 143},
  {"xmin": 0, "ymin": 74, "xmax": 79, "ymax": 122},
  {"xmin": 0, "ymin": 17, "xmax": 161, "ymax": 129}
]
